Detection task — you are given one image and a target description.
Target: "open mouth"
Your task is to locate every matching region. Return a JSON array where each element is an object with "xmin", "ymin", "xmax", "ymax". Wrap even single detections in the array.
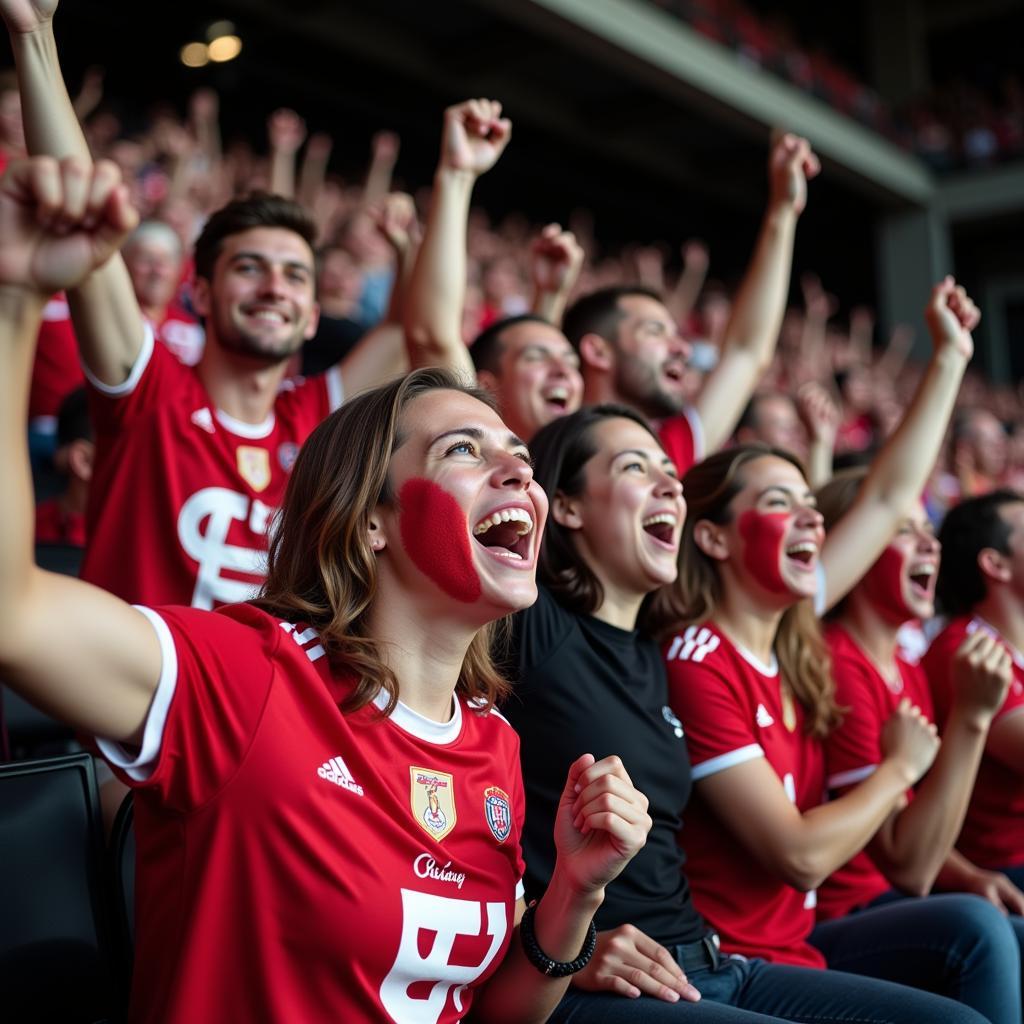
[
  {"xmin": 541, "ymin": 385, "xmax": 571, "ymax": 413},
  {"xmin": 908, "ymin": 563, "xmax": 936, "ymax": 598},
  {"xmin": 785, "ymin": 542, "xmax": 817, "ymax": 568},
  {"xmin": 472, "ymin": 507, "xmax": 534, "ymax": 562},
  {"xmin": 244, "ymin": 307, "xmax": 289, "ymax": 325},
  {"xmin": 642, "ymin": 512, "xmax": 678, "ymax": 547}
]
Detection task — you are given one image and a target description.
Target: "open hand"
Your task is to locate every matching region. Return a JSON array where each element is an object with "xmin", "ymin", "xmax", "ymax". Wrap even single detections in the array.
[{"xmin": 0, "ymin": 156, "xmax": 138, "ymax": 294}]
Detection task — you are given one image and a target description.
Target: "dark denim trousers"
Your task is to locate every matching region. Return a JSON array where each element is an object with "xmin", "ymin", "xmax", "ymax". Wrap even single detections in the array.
[{"xmin": 550, "ymin": 946, "xmax": 989, "ymax": 1023}]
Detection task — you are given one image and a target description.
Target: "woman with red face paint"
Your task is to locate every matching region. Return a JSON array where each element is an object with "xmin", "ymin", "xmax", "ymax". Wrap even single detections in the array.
[
  {"xmin": 0, "ymin": 157, "xmax": 652, "ymax": 1024},
  {"xmin": 809, "ymin": 470, "xmax": 1024, "ymax": 970},
  {"xmin": 504, "ymin": 401, "xmax": 988, "ymax": 1023},
  {"xmin": 651, "ymin": 279, "xmax": 1024, "ymax": 1024}
]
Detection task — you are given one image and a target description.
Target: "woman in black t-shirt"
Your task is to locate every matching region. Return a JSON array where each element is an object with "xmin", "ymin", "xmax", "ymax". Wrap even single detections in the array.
[{"xmin": 505, "ymin": 403, "xmax": 985, "ymax": 1024}]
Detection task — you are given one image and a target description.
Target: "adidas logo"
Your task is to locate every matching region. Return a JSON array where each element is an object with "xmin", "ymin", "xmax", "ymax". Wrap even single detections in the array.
[
  {"xmin": 317, "ymin": 755, "xmax": 364, "ymax": 796},
  {"xmin": 191, "ymin": 407, "xmax": 216, "ymax": 434},
  {"xmin": 756, "ymin": 704, "xmax": 775, "ymax": 728}
]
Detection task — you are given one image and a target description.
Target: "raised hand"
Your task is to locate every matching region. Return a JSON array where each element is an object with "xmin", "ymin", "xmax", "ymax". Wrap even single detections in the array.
[
  {"xmin": 796, "ymin": 380, "xmax": 839, "ymax": 444},
  {"xmin": 530, "ymin": 223, "xmax": 584, "ymax": 297},
  {"xmin": 926, "ymin": 276, "xmax": 978, "ymax": 360},
  {"xmin": 371, "ymin": 130, "xmax": 400, "ymax": 167},
  {"xmin": 268, "ymin": 108, "xmax": 307, "ymax": 155},
  {"xmin": 370, "ymin": 191, "xmax": 420, "ymax": 255},
  {"xmin": 573, "ymin": 924, "xmax": 702, "ymax": 1003},
  {"xmin": 439, "ymin": 98, "xmax": 511, "ymax": 178},
  {"xmin": 951, "ymin": 629, "xmax": 1013, "ymax": 725},
  {"xmin": 0, "ymin": 0, "xmax": 58, "ymax": 35},
  {"xmin": 768, "ymin": 131, "xmax": 820, "ymax": 215},
  {"xmin": 0, "ymin": 156, "xmax": 138, "ymax": 295},
  {"xmin": 881, "ymin": 697, "xmax": 940, "ymax": 786},
  {"xmin": 553, "ymin": 754, "xmax": 651, "ymax": 898}
]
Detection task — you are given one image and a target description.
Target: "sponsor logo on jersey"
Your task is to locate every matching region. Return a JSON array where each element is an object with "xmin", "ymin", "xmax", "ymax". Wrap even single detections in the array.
[
  {"xmin": 236, "ymin": 445, "xmax": 272, "ymax": 492},
  {"xmin": 317, "ymin": 755, "xmax": 364, "ymax": 796},
  {"xmin": 190, "ymin": 406, "xmax": 216, "ymax": 434},
  {"xmin": 278, "ymin": 441, "xmax": 300, "ymax": 472},
  {"xmin": 756, "ymin": 703, "xmax": 775, "ymax": 728},
  {"xmin": 483, "ymin": 786, "xmax": 512, "ymax": 843},
  {"xmin": 662, "ymin": 705, "xmax": 684, "ymax": 738},
  {"xmin": 413, "ymin": 853, "xmax": 467, "ymax": 889},
  {"xmin": 411, "ymin": 766, "xmax": 457, "ymax": 842}
]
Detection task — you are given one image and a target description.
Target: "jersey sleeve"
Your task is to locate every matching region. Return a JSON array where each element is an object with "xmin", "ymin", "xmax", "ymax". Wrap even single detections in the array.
[
  {"xmin": 824, "ymin": 655, "xmax": 884, "ymax": 790},
  {"xmin": 666, "ymin": 655, "xmax": 762, "ymax": 781},
  {"xmin": 84, "ymin": 322, "xmax": 188, "ymax": 435},
  {"xmin": 95, "ymin": 604, "xmax": 277, "ymax": 812}
]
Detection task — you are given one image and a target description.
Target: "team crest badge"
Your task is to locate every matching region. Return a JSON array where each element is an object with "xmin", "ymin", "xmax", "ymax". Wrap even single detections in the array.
[
  {"xmin": 236, "ymin": 445, "xmax": 271, "ymax": 492},
  {"xmin": 483, "ymin": 786, "xmax": 512, "ymax": 843},
  {"xmin": 278, "ymin": 441, "xmax": 300, "ymax": 473},
  {"xmin": 410, "ymin": 766, "xmax": 457, "ymax": 842}
]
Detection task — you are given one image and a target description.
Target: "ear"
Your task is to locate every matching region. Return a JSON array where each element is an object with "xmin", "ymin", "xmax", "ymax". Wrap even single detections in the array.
[
  {"xmin": 693, "ymin": 519, "xmax": 729, "ymax": 562},
  {"xmin": 476, "ymin": 369, "xmax": 500, "ymax": 395},
  {"xmin": 551, "ymin": 491, "xmax": 584, "ymax": 531},
  {"xmin": 192, "ymin": 275, "xmax": 212, "ymax": 318},
  {"xmin": 579, "ymin": 332, "xmax": 614, "ymax": 373},
  {"xmin": 368, "ymin": 512, "xmax": 387, "ymax": 553},
  {"xmin": 67, "ymin": 439, "xmax": 95, "ymax": 483},
  {"xmin": 978, "ymin": 547, "xmax": 1011, "ymax": 585}
]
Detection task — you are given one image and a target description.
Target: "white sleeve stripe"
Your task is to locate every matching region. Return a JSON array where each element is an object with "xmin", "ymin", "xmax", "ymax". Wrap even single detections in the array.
[
  {"xmin": 81, "ymin": 320, "xmax": 155, "ymax": 397},
  {"xmin": 515, "ymin": 879, "xmax": 525, "ymax": 901},
  {"xmin": 684, "ymin": 405, "xmax": 705, "ymax": 461},
  {"xmin": 828, "ymin": 764, "xmax": 877, "ymax": 789},
  {"xmin": 691, "ymin": 743, "xmax": 764, "ymax": 780},
  {"xmin": 325, "ymin": 365, "xmax": 345, "ymax": 412},
  {"xmin": 94, "ymin": 605, "xmax": 178, "ymax": 782}
]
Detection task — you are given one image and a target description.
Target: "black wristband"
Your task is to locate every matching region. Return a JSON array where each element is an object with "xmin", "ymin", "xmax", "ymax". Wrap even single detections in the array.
[{"xmin": 519, "ymin": 899, "xmax": 598, "ymax": 977}]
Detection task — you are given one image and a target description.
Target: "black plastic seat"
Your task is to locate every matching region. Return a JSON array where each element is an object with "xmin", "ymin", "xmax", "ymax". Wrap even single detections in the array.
[
  {"xmin": 109, "ymin": 791, "xmax": 135, "ymax": 994},
  {"xmin": 0, "ymin": 753, "xmax": 118, "ymax": 1022}
]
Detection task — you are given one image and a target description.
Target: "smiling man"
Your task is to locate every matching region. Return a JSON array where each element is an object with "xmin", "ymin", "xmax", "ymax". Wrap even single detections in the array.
[{"xmin": 5, "ymin": 3, "xmax": 406, "ymax": 607}]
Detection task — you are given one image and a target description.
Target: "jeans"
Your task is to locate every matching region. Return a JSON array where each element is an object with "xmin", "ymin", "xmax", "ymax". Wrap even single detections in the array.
[
  {"xmin": 810, "ymin": 892, "xmax": 1021, "ymax": 1024},
  {"xmin": 550, "ymin": 948, "xmax": 988, "ymax": 1023}
]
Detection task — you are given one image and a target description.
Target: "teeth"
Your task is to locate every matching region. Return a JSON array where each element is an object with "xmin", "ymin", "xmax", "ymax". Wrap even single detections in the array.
[
  {"xmin": 642, "ymin": 513, "xmax": 678, "ymax": 528},
  {"xmin": 786, "ymin": 542, "xmax": 817, "ymax": 556},
  {"xmin": 250, "ymin": 310, "xmax": 285, "ymax": 323},
  {"xmin": 909, "ymin": 563, "xmax": 935, "ymax": 576},
  {"xmin": 544, "ymin": 386, "xmax": 569, "ymax": 401},
  {"xmin": 473, "ymin": 507, "xmax": 534, "ymax": 536},
  {"xmin": 489, "ymin": 550, "xmax": 524, "ymax": 560}
]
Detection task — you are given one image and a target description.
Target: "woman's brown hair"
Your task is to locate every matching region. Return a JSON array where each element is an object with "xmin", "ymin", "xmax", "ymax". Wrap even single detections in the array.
[
  {"xmin": 645, "ymin": 444, "xmax": 842, "ymax": 737},
  {"xmin": 255, "ymin": 367, "xmax": 509, "ymax": 715}
]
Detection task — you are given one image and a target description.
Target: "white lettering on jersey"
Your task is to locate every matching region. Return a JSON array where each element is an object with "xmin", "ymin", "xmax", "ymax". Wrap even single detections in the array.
[
  {"xmin": 379, "ymin": 889, "xmax": 506, "ymax": 1023},
  {"xmin": 666, "ymin": 625, "xmax": 721, "ymax": 663},
  {"xmin": 317, "ymin": 755, "xmax": 364, "ymax": 796},
  {"xmin": 413, "ymin": 854, "xmax": 467, "ymax": 890},
  {"xmin": 178, "ymin": 487, "xmax": 270, "ymax": 609},
  {"xmin": 781, "ymin": 771, "xmax": 818, "ymax": 909}
]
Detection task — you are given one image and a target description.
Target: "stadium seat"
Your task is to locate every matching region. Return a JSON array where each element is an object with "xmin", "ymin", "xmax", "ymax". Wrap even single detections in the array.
[
  {"xmin": 108, "ymin": 791, "xmax": 135, "ymax": 997},
  {"xmin": 0, "ymin": 753, "xmax": 118, "ymax": 1023}
]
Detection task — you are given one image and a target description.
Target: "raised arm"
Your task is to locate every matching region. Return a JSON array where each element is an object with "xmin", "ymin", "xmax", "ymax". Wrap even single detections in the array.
[
  {"xmin": 0, "ymin": 156, "xmax": 160, "ymax": 743},
  {"xmin": 821, "ymin": 278, "xmax": 976, "ymax": 609},
  {"xmin": 403, "ymin": 98, "xmax": 510, "ymax": 380},
  {"xmin": 266, "ymin": 108, "xmax": 306, "ymax": 200},
  {"xmin": 2, "ymin": 0, "xmax": 146, "ymax": 386},
  {"xmin": 529, "ymin": 223, "xmax": 583, "ymax": 329},
  {"xmin": 694, "ymin": 132, "xmax": 820, "ymax": 453}
]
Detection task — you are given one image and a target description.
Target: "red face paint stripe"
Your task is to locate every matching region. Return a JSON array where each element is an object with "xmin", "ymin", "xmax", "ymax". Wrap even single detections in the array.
[
  {"xmin": 862, "ymin": 544, "xmax": 915, "ymax": 625},
  {"xmin": 398, "ymin": 478, "xmax": 482, "ymax": 604},
  {"xmin": 738, "ymin": 509, "xmax": 789, "ymax": 595}
]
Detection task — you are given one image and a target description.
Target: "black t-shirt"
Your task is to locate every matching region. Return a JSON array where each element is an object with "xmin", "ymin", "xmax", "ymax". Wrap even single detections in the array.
[
  {"xmin": 300, "ymin": 315, "xmax": 364, "ymax": 377},
  {"xmin": 504, "ymin": 586, "xmax": 706, "ymax": 946}
]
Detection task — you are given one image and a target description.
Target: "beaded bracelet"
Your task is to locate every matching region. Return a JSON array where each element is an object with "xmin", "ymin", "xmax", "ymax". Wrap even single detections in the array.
[{"xmin": 519, "ymin": 899, "xmax": 598, "ymax": 977}]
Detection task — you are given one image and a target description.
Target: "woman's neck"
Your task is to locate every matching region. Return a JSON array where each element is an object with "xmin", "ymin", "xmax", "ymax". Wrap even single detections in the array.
[
  {"xmin": 713, "ymin": 585, "xmax": 785, "ymax": 664},
  {"xmin": 591, "ymin": 585, "xmax": 645, "ymax": 631},
  {"xmin": 838, "ymin": 594, "xmax": 900, "ymax": 675}
]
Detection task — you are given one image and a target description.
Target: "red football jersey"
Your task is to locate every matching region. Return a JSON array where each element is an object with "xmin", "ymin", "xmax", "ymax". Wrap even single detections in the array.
[
  {"xmin": 656, "ymin": 406, "xmax": 704, "ymax": 476},
  {"xmin": 664, "ymin": 622, "xmax": 826, "ymax": 967},
  {"xmin": 28, "ymin": 294, "xmax": 85, "ymax": 425},
  {"xmin": 817, "ymin": 625, "xmax": 932, "ymax": 920},
  {"xmin": 80, "ymin": 330, "xmax": 343, "ymax": 607},
  {"xmin": 97, "ymin": 602, "xmax": 526, "ymax": 1024},
  {"xmin": 152, "ymin": 305, "xmax": 204, "ymax": 366},
  {"xmin": 924, "ymin": 616, "xmax": 1024, "ymax": 869}
]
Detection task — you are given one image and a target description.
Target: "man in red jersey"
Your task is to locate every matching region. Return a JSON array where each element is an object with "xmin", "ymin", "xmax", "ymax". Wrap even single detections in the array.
[
  {"xmin": 3, "ymin": 0, "xmax": 405, "ymax": 607},
  {"xmin": 925, "ymin": 488, "xmax": 1024, "ymax": 890},
  {"xmin": 561, "ymin": 133, "xmax": 819, "ymax": 475}
]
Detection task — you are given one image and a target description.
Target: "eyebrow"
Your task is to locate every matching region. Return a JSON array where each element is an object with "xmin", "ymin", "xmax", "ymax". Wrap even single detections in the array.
[
  {"xmin": 429, "ymin": 426, "xmax": 528, "ymax": 450},
  {"xmin": 616, "ymin": 448, "xmax": 677, "ymax": 471},
  {"xmin": 758, "ymin": 484, "xmax": 815, "ymax": 502},
  {"xmin": 229, "ymin": 251, "xmax": 313, "ymax": 274}
]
